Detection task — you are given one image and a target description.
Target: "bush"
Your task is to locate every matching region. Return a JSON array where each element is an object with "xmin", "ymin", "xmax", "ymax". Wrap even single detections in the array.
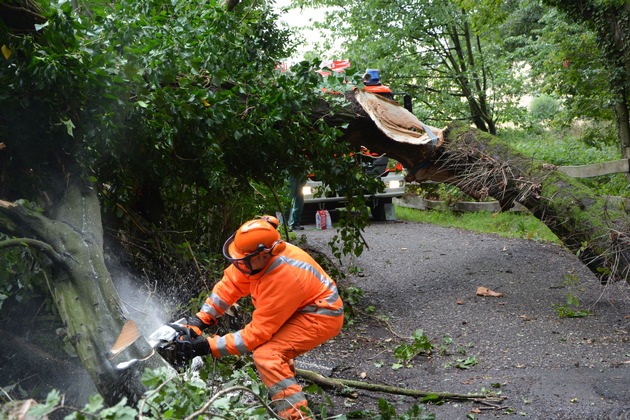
[
  {"xmin": 570, "ymin": 119, "xmax": 618, "ymax": 148},
  {"xmin": 529, "ymin": 94, "xmax": 561, "ymax": 122}
]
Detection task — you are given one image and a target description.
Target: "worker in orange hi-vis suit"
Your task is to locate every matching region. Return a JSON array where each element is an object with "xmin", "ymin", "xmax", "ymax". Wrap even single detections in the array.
[{"xmin": 172, "ymin": 216, "xmax": 344, "ymax": 419}]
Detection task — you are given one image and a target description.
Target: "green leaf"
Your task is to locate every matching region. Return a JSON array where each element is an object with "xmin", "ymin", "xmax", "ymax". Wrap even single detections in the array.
[
  {"xmin": 61, "ymin": 118, "xmax": 75, "ymax": 137},
  {"xmin": 84, "ymin": 394, "xmax": 105, "ymax": 414},
  {"xmin": 455, "ymin": 356, "xmax": 477, "ymax": 369},
  {"xmin": 26, "ymin": 390, "xmax": 60, "ymax": 418},
  {"xmin": 421, "ymin": 393, "xmax": 443, "ymax": 403},
  {"xmin": 99, "ymin": 398, "xmax": 137, "ymax": 419}
]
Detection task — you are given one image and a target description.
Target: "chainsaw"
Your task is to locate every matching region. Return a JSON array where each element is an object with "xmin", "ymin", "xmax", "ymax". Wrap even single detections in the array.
[{"xmin": 110, "ymin": 317, "xmax": 194, "ymax": 370}]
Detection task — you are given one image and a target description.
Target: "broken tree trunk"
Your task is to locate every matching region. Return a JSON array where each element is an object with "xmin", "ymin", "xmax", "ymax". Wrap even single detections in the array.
[
  {"xmin": 322, "ymin": 90, "xmax": 630, "ymax": 283},
  {"xmin": 426, "ymin": 125, "xmax": 630, "ymax": 281},
  {"xmin": 0, "ymin": 180, "xmax": 175, "ymax": 405}
]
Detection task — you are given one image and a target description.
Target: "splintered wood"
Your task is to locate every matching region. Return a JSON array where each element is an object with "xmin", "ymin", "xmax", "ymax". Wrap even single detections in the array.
[{"xmin": 109, "ymin": 319, "xmax": 140, "ymax": 357}]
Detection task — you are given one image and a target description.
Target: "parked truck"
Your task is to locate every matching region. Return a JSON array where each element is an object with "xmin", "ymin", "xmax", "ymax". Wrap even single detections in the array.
[{"xmin": 302, "ymin": 60, "xmax": 409, "ymax": 223}]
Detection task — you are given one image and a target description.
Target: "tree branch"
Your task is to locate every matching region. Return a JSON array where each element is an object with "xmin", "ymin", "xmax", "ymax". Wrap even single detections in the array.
[
  {"xmin": 295, "ymin": 368, "xmax": 503, "ymax": 403},
  {"xmin": 0, "ymin": 237, "xmax": 64, "ymax": 266}
]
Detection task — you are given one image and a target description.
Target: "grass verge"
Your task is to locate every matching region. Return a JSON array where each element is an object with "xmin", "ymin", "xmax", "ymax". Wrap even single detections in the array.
[{"xmin": 395, "ymin": 205, "xmax": 560, "ymax": 244}]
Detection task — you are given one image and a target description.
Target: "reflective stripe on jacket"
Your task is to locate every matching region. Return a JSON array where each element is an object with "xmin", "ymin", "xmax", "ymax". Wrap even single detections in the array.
[{"xmin": 196, "ymin": 243, "xmax": 343, "ymax": 357}]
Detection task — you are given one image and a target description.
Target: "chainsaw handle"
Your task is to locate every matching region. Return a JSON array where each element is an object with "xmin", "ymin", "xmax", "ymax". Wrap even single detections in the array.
[
  {"xmin": 166, "ymin": 324, "xmax": 195, "ymax": 364},
  {"xmin": 168, "ymin": 323, "xmax": 199, "ymax": 339}
]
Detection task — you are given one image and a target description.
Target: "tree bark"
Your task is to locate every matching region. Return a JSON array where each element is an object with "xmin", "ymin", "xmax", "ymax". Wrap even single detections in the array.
[{"xmin": 0, "ymin": 180, "xmax": 174, "ymax": 405}]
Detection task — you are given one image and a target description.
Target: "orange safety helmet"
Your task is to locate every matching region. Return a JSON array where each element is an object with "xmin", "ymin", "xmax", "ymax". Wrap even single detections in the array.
[
  {"xmin": 222, "ymin": 217, "xmax": 286, "ymax": 272},
  {"xmin": 258, "ymin": 214, "xmax": 280, "ymax": 230}
]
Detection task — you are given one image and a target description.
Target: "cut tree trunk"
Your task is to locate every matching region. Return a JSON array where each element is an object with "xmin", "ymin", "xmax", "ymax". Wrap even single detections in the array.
[
  {"xmin": 0, "ymin": 180, "xmax": 175, "ymax": 405},
  {"xmin": 321, "ymin": 91, "xmax": 630, "ymax": 283}
]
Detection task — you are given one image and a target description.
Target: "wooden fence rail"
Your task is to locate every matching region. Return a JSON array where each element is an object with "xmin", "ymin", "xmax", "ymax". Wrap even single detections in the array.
[{"xmin": 557, "ymin": 159, "xmax": 629, "ymax": 178}]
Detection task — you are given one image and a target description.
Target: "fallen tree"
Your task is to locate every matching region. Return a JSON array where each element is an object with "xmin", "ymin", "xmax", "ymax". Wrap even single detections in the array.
[{"xmin": 318, "ymin": 90, "xmax": 630, "ymax": 283}]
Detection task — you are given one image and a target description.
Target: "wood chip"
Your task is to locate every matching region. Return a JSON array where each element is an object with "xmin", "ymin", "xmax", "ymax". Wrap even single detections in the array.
[{"xmin": 476, "ymin": 286, "xmax": 504, "ymax": 298}]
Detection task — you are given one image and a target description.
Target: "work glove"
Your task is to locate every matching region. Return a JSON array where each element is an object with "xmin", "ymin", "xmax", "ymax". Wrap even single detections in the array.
[
  {"xmin": 184, "ymin": 316, "xmax": 209, "ymax": 336},
  {"xmin": 169, "ymin": 323, "xmax": 211, "ymax": 359},
  {"xmin": 191, "ymin": 336, "xmax": 210, "ymax": 356},
  {"xmin": 169, "ymin": 323, "xmax": 199, "ymax": 339},
  {"xmin": 169, "ymin": 323, "xmax": 197, "ymax": 363}
]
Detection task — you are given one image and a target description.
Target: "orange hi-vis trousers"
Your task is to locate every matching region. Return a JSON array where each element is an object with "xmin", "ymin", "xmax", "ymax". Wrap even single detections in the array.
[{"xmin": 253, "ymin": 311, "xmax": 344, "ymax": 419}]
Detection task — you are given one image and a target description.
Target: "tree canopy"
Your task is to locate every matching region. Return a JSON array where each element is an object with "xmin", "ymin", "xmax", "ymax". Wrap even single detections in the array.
[
  {"xmin": 542, "ymin": 0, "xmax": 630, "ymax": 156},
  {"xmin": 296, "ymin": 0, "xmax": 528, "ymax": 133},
  {"xmin": 0, "ymin": 0, "xmax": 381, "ymax": 292}
]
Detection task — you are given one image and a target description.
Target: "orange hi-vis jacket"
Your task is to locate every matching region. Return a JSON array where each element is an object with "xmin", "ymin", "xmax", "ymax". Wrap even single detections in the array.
[{"xmin": 195, "ymin": 243, "xmax": 344, "ymax": 358}]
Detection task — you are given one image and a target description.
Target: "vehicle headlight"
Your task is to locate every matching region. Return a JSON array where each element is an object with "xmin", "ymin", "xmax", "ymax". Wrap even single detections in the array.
[
  {"xmin": 302, "ymin": 186, "xmax": 314, "ymax": 195},
  {"xmin": 387, "ymin": 180, "xmax": 402, "ymax": 189}
]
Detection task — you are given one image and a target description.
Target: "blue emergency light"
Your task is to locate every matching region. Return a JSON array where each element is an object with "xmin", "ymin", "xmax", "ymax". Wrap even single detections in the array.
[{"xmin": 363, "ymin": 69, "xmax": 381, "ymax": 85}]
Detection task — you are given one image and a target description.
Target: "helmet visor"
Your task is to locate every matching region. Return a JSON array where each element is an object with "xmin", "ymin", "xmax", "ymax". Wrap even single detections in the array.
[{"xmin": 222, "ymin": 233, "xmax": 267, "ymax": 274}]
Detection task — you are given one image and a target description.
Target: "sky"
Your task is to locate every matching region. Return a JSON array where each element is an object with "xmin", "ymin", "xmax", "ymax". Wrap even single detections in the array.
[{"xmin": 274, "ymin": 0, "xmax": 338, "ymax": 61}]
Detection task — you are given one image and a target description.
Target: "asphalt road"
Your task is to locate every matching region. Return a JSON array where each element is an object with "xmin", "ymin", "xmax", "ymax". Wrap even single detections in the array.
[{"xmin": 298, "ymin": 220, "xmax": 630, "ymax": 419}]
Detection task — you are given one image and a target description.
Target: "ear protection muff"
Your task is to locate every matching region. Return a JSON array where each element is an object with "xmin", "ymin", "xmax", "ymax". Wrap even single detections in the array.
[
  {"xmin": 259, "ymin": 215, "xmax": 279, "ymax": 229},
  {"xmin": 269, "ymin": 240, "xmax": 286, "ymax": 256}
]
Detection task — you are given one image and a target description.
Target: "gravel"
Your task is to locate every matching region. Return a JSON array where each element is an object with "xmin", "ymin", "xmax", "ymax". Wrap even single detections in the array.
[{"xmin": 296, "ymin": 220, "xmax": 630, "ymax": 419}]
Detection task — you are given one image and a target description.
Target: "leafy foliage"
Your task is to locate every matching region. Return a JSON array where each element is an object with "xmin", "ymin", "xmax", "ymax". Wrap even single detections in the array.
[
  {"xmin": 23, "ymin": 389, "xmax": 137, "ymax": 420},
  {"xmin": 25, "ymin": 359, "xmax": 281, "ymax": 419},
  {"xmin": 552, "ymin": 271, "xmax": 592, "ymax": 318},
  {"xmin": 393, "ymin": 329, "xmax": 433, "ymax": 366},
  {"xmin": 138, "ymin": 360, "xmax": 276, "ymax": 419},
  {"xmin": 0, "ymin": 0, "xmax": 375, "ymax": 302},
  {"xmin": 444, "ymin": 356, "xmax": 477, "ymax": 370},
  {"xmin": 513, "ymin": 5, "xmax": 615, "ymax": 125},
  {"xmin": 345, "ymin": 399, "xmax": 435, "ymax": 420},
  {"xmin": 529, "ymin": 94, "xmax": 561, "ymax": 122},
  {"xmin": 295, "ymin": 0, "xmax": 527, "ymax": 133},
  {"xmin": 535, "ymin": 1, "xmax": 630, "ymax": 151}
]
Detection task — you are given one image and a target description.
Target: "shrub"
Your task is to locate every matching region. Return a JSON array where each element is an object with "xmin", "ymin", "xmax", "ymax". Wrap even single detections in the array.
[
  {"xmin": 570, "ymin": 119, "xmax": 618, "ymax": 148},
  {"xmin": 529, "ymin": 94, "xmax": 561, "ymax": 122}
]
